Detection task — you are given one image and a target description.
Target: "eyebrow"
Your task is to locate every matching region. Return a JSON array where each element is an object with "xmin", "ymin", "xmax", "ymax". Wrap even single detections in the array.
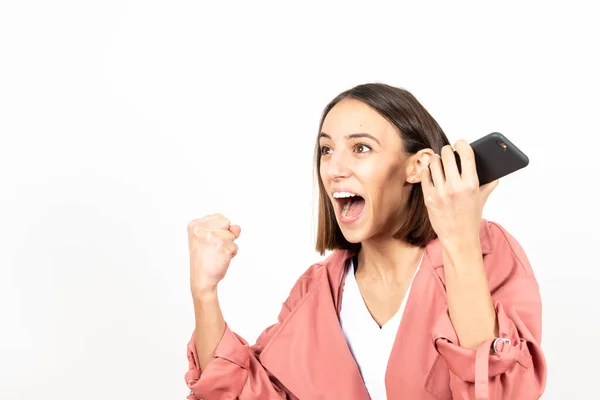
[{"xmin": 318, "ymin": 132, "xmax": 381, "ymax": 145}]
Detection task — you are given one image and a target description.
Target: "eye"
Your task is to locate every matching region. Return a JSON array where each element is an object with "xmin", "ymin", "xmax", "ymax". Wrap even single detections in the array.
[
  {"xmin": 320, "ymin": 146, "xmax": 332, "ymax": 155},
  {"xmin": 355, "ymin": 143, "xmax": 372, "ymax": 153}
]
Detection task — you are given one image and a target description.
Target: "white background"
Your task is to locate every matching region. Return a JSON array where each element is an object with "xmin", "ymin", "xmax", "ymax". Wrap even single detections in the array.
[{"xmin": 1, "ymin": 1, "xmax": 598, "ymax": 399}]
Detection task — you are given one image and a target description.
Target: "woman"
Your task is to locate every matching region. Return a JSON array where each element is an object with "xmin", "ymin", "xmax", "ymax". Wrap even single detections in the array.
[{"xmin": 184, "ymin": 83, "xmax": 547, "ymax": 400}]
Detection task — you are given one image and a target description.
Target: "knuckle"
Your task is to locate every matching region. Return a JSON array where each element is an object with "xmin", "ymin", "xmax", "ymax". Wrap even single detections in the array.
[
  {"xmin": 192, "ymin": 226, "xmax": 206, "ymax": 239},
  {"xmin": 204, "ymin": 213, "xmax": 218, "ymax": 222},
  {"xmin": 438, "ymin": 190, "xmax": 451, "ymax": 202},
  {"xmin": 187, "ymin": 220, "xmax": 197, "ymax": 232},
  {"xmin": 227, "ymin": 244, "xmax": 238, "ymax": 256},
  {"xmin": 200, "ymin": 229, "xmax": 212, "ymax": 241},
  {"xmin": 213, "ymin": 213, "xmax": 230, "ymax": 227},
  {"xmin": 466, "ymin": 183, "xmax": 478, "ymax": 193},
  {"xmin": 207, "ymin": 213, "xmax": 225, "ymax": 224}
]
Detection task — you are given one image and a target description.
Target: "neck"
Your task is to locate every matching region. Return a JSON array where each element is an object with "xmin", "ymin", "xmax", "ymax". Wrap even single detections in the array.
[{"xmin": 356, "ymin": 237, "xmax": 424, "ymax": 283}]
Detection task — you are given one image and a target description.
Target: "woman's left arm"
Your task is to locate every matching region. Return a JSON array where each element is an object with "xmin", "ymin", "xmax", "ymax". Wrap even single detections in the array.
[
  {"xmin": 436, "ymin": 223, "xmax": 547, "ymax": 400},
  {"xmin": 420, "ymin": 141, "xmax": 547, "ymax": 400},
  {"xmin": 441, "ymin": 239, "xmax": 498, "ymax": 350}
]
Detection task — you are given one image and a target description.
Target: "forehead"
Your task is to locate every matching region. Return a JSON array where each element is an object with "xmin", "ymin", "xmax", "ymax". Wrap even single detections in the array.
[{"xmin": 321, "ymin": 98, "xmax": 395, "ymax": 138}]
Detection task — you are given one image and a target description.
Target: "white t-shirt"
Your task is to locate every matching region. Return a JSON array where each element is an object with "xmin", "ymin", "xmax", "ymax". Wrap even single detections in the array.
[{"xmin": 339, "ymin": 254, "xmax": 423, "ymax": 400}]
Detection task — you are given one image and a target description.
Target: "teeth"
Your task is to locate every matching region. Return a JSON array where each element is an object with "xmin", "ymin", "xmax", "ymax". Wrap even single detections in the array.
[{"xmin": 333, "ymin": 192, "xmax": 357, "ymax": 199}]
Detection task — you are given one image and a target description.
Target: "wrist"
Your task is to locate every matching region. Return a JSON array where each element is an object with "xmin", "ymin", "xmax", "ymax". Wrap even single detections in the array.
[
  {"xmin": 440, "ymin": 234, "xmax": 481, "ymax": 254},
  {"xmin": 191, "ymin": 282, "xmax": 219, "ymax": 300},
  {"xmin": 441, "ymin": 239, "xmax": 483, "ymax": 271}
]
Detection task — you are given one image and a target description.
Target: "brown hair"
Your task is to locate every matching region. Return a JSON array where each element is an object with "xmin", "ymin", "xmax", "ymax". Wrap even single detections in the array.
[{"xmin": 314, "ymin": 83, "xmax": 451, "ymax": 255}]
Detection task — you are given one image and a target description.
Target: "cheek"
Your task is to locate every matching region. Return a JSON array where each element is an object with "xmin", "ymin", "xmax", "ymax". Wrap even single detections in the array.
[
  {"xmin": 370, "ymin": 165, "xmax": 404, "ymax": 192},
  {"xmin": 319, "ymin": 162, "xmax": 327, "ymax": 181},
  {"xmin": 370, "ymin": 168, "xmax": 406, "ymax": 209}
]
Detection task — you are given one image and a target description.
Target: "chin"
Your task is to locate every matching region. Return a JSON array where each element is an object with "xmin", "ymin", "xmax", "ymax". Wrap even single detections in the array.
[
  {"xmin": 337, "ymin": 222, "xmax": 369, "ymax": 245},
  {"xmin": 342, "ymin": 233, "xmax": 363, "ymax": 245}
]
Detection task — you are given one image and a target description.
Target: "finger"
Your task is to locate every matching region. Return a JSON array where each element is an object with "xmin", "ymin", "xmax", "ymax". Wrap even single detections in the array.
[
  {"xmin": 225, "ymin": 241, "xmax": 239, "ymax": 257},
  {"xmin": 480, "ymin": 179, "xmax": 499, "ymax": 199},
  {"xmin": 440, "ymin": 145, "xmax": 460, "ymax": 182},
  {"xmin": 428, "ymin": 154, "xmax": 445, "ymax": 187},
  {"xmin": 204, "ymin": 213, "xmax": 227, "ymax": 221},
  {"xmin": 420, "ymin": 163, "xmax": 434, "ymax": 202},
  {"xmin": 211, "ymin": 228, "xmax": 236, "ymax": 241},
  {"xmin": 207, "ymin": 215, "xmax": 231, "ymax": 230},
  {"xmin": 190, "ymin": 214, "xmax": 231, "ymax": 231},
  {"xmin": 229, "ymin": 224, "xmax": 241, "ymax": 238},
  {"xmin": 454, "ymin": 140, "xmax": 478, "ymax": 184}
]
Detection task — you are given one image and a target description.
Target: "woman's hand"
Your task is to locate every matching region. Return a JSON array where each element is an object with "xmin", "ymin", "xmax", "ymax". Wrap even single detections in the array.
[
  {"xmin": 188, "ymin": 214, "xmax": 241, "ymax": 298},
  {"xmin": 420, "ymin": 140, "xmax": 499, "ymax": 248}
]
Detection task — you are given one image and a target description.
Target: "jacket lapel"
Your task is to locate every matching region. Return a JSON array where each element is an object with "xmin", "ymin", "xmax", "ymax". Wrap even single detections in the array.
[
  {"xmin": 385, "ymin": 219, "xmax": 494, "ymax": 398},
  {"xmin": 260, "ymin": 220, "xmax": 494, "ymax": 399},
  {"xmin": 260, "ymin": 250, "xmax": 369, "ymax": 400},
  {"xmin": 384, "ymin": 242, "xmax": 450, "ymax": 398}
]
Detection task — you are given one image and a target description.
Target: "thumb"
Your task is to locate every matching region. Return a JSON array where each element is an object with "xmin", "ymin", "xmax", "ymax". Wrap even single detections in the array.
[
  {"xmin": 229, "ymin": 224, "xmax": 241, "ymax": 238},
  {"xmin": 480, "ymin": 179, "xmax": 499, "ymax": 199}
]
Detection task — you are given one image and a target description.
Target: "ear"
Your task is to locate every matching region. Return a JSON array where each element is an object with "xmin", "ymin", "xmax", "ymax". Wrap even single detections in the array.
[{"xmin": 406, "ymin": 148, "xmax": 435, "ymax": 184}]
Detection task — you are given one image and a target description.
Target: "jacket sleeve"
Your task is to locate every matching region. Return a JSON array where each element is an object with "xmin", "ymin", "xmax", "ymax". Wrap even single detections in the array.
[
  {"xmin": 432, "ymin": 223, "xmax": 547, "ymax": 400},
  {"xmin": 184, "ymin": 276, "xmax": 310, "ymax": 400}
]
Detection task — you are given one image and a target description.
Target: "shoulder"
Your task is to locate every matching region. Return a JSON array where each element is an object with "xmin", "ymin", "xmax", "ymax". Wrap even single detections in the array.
[
  {"xmin": 282, "ymin": 250, "xmax": 350, "ymax": 310},
  {"xmin": 474, "ymin": 219, "xmax": 542, "ymax": 299},
  {"xmin": 484, "ymin": 220, "xmax": 536, "ymax": 278},
  {"xmin": 430, "ymin": 219, "xmax": 538, "ymax": 290}
]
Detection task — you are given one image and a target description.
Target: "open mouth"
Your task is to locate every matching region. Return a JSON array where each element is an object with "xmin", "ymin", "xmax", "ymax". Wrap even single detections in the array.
[{"xmin": 334, "ymin": 193, "xmax": 366, "ymax": 220}]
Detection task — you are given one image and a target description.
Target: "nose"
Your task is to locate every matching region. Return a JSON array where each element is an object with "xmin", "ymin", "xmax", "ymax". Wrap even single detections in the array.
[{"xmin": 326, "ymin": 151, "xmax": 351, "ymax": 181}]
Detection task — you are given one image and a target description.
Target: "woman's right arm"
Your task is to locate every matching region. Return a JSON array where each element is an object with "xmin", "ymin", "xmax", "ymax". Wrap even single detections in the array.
[
  {"xmin": 192, "ymin": 289, "xmax": 225, "ymax": 372},
  {"xmin": 185, "ymin": 294, "xmax": 293, "ymax": 400},
  {"xmin": 185, "ymin": 214, "xmax": 293, "ymax": 400}
]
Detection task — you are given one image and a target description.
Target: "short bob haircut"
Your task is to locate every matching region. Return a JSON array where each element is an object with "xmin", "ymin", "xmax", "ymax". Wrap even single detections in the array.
[{"xmin": 314, "ymin": 83, "xmax": 451, "ymax": 255}]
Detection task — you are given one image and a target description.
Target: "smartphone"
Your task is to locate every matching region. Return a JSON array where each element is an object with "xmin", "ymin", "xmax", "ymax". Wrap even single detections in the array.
[{"xmin": 454, "ymin": 132, "xmax": 529, "ymax": 186}]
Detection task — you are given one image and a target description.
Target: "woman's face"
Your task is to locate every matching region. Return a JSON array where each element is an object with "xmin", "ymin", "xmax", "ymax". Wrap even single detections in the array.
[{"xmin": 319, "ymin": 98, "xmax": 416, "ymax": 244}]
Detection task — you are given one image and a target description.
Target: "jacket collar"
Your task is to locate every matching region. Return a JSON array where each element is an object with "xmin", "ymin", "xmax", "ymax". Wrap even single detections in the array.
[{"xmin": 259, "ymin": 220, "xmax": 493, "ymax": 399}]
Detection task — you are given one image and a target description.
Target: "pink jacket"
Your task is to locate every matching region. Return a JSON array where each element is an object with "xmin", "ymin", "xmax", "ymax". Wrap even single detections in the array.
[{"xmin": 185, "ymin": 220, "xmax": 547, "ymax": 399}]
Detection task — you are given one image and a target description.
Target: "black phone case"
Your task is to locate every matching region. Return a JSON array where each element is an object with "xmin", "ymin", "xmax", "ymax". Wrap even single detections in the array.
[{"xmin": 454, "ymin": 132, "xmax": 529, "ymax": 186}]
